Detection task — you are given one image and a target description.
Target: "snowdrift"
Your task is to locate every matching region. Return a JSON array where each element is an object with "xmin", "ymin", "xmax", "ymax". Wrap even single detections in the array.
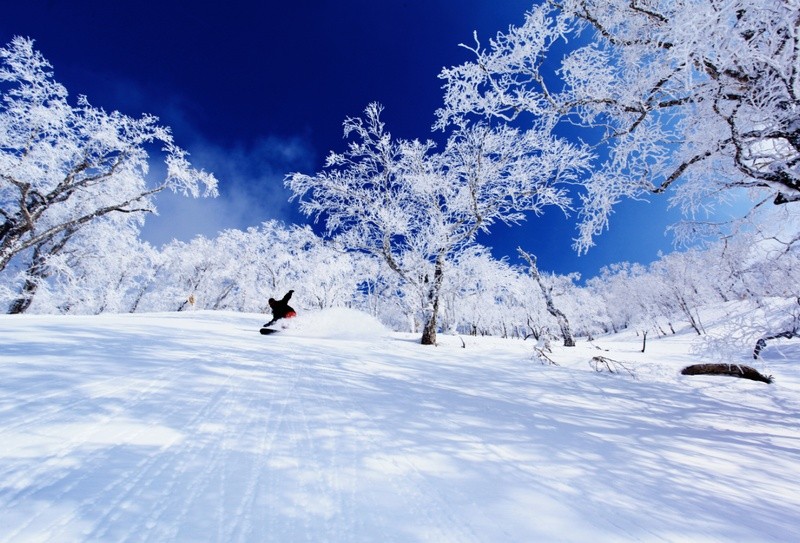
[{"xmin": 280, "ymin": 307, "xmax": 389, "ymax": 340}]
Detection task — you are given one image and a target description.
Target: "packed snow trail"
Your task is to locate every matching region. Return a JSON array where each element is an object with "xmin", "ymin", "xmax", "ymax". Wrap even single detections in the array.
[{"xmin": 0, "ymin": 309, "xmax": 799, "ymax": 542}]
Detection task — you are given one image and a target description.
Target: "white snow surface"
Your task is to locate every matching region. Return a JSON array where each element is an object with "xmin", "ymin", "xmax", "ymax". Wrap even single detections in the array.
[
  {"xmin": 278, "ymin": 307, "xmax": 390, "ymax": 340},
  {"xmin": 1, "ymin": 305, "xmax": 799, "ymax": 542}
]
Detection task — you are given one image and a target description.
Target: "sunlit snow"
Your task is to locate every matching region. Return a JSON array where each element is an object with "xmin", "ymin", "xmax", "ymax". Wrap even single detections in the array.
[{"xmin": 1, "ymin": 307, "xmax": 798, "ymax": 542}]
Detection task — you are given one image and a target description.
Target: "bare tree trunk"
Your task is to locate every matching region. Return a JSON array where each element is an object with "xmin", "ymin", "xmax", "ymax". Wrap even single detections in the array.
[
  {"xmin": 8, "ymin": 231, "xmax": 74, "ymax": 314},
  {"xmin": 525, "ymin": 317, "xmax": 542, "ymax": 341},
  {"xmin": 676, "ymin": 294, "xmax": 703, "ymax": 335},
  {"xmin": 421, "ymin": 254, "xmax": 445, "ymax": 345},
  {"xmin": 8, "ymin": 271, "xmax": 40, "ymax": 314},
  {"xmin": 518, "ymin": 248, "xmax": 575, "ymax": 347}
]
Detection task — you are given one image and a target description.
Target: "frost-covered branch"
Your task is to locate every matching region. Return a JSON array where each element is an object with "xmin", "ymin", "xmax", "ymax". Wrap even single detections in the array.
[
  {"xmin": 0, "ymin": 37, "xmax": 218, "ymax": 277},
  {"xmin": 518, "ymin": 247, "xmax": 577, "ymax": 347},
  {"xmin": 438, "ymin": 0, "xmax": 800, "ymax": 253},
  {"xmin": 287, "ymin": 103, "xmax": 590, "ymax": 344}
]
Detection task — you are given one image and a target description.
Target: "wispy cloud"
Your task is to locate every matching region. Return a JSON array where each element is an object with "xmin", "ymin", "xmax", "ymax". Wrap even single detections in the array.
[
  {"xmin": 58, "ymin": 73, "xmax": 318, "ymax": 247},
  {"xmin": 141, "ymin": 135, "xmax": 317, "ymax": 246}
]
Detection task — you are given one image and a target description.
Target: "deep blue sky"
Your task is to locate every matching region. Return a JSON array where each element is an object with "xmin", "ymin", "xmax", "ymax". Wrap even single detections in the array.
[{"xmin": 2, "ymin": 0, "xmax": 683, "ymax": 278}]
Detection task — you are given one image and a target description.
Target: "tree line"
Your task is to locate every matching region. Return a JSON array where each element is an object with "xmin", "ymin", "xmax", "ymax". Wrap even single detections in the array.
[{"xmin": 2, "ymin": 215, "xmax": 796, "ymax": 347}]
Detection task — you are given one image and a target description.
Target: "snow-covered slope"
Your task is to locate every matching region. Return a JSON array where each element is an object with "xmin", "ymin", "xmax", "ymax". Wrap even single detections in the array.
[{"xmin": 0, "ymin": 306, "xmax": 798, "ymax": 542}]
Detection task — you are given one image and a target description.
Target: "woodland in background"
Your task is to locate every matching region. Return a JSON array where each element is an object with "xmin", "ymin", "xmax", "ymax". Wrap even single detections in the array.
[
  {"xmin": 3, "ymin": 0, "xmax": 799, "ymax": 347},
  {"xmin": 2, "ymin": 215, "xmax": 797, "ymax": 348}
]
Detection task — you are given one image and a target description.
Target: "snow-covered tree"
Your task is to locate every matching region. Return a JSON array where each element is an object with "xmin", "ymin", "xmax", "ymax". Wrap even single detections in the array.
[
  {"xmin": 440, "ymin": 246, "xmax": 522, "ymax": 337},
  {"xmin": 0, "ymin": 211, "xmax": 160, "ymax": 315},
  {"xmin": 0, "ymin": 37, "xmax": 217, "ymax": 309},
  {"xmin": 518, "ymin": 248, "xmax": 576, "ymax": 346},
  {"xmin": 287, "ymin": 102, "xmax": 591, "ymax": 344},
  {"xmin": 437, "ymin": 0, "xmax": 800, "ymax": 252},
  {"xmin": 128, "ymin": 221, "xmax": 370, "ymax": 318}
]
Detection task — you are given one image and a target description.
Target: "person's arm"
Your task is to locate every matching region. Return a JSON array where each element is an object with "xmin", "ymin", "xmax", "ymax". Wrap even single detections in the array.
[{"xmin": 281, "ymin": 289, "xmax": 294, "ymax": 303}]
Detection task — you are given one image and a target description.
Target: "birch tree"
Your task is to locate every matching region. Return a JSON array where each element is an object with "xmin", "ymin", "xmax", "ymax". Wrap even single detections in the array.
[
  {"xmin": 287, "ymin": 102, "xmax": 591, "ymax": 344},
  {"xmin": 0, "ymin": 37, "xmax": 218, "ymax": 294},
  {"xmin": 518, "ymin": 247, "xmax": 576, "ymax": 346}
]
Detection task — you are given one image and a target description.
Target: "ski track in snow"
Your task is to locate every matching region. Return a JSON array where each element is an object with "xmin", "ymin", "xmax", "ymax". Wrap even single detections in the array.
[
  {"xmin": 296, "ymin": 344, "xmax": 485, "ymax": 543},
  {"xmin": 0, "ymin": 309, "xmax": 799, "ymax": 542}
]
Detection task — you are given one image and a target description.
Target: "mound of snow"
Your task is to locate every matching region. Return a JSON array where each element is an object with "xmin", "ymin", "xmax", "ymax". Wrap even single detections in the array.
[{"xmin": 281, "ymin": 307, "xmax": 389, "ymax": 340}]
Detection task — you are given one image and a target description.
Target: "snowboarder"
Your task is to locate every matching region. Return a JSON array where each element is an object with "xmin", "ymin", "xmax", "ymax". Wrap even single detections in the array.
[{"xmin": 264, "ymin": 289, "xmax": 296, "ymax": 327}]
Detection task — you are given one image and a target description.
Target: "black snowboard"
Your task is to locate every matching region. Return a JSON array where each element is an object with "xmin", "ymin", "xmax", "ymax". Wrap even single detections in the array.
[{"xmin": 259, "ymin": 327, "xmax": 279, "ymax": 335}]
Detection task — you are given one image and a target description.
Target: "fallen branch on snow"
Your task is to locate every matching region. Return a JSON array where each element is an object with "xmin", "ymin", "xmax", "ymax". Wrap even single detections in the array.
[
  {"xmin": 589, "ymin": 356, "xmax": 636, "ymax": 379},
  {"xmin": 680, "ymin": 363, "xmax": 773, "ymax": 384},
  {"xmin": 753, "ymin": 330, "xmax": 797, "ymax": 359},
  {"xmin": 533, "ymin": 347, "xmax": 559, "ymax": 366}
]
